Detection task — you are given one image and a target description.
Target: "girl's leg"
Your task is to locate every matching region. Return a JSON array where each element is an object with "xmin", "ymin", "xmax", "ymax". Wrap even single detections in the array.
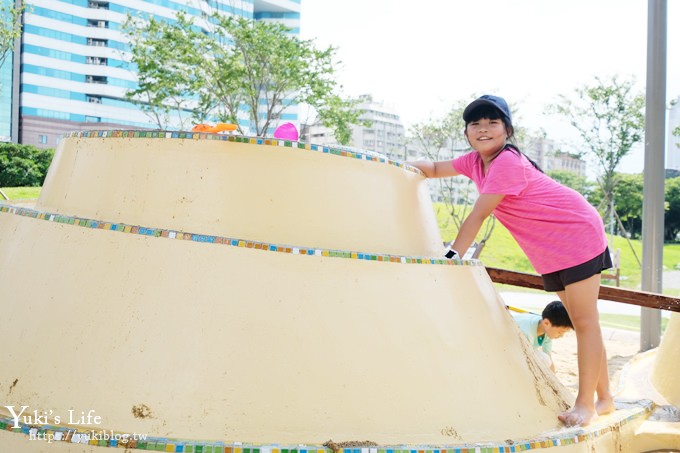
[
  {"xmin": 556, "ymin": 289, "xmax": 614, "ymax": 417},
  {"xmin": 554, "ymin": 274, "xmax": 612, "ymax": 427}
]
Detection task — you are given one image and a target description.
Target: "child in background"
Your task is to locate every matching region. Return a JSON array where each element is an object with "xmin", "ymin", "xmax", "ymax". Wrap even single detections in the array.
[
  {"xmin": 408, "ymin": 94, "xmax": 614, "ymax": 427},
  {"xmin": 512, "ymin": 301, "xmax": 574, "ymax": 372}
]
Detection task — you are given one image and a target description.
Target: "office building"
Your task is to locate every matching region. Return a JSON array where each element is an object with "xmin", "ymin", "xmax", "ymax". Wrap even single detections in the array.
[
  {"xmin": 524, "ymin": 136, "xmax": 586, "ymax": 177},
  {"xmin": 0, "ymin": 0, "xmax": 300, "ymax": 148},
  {"xmin": 667, "ymin": 96, "xmax": 680, "ymax": 172},
  {"xmin": 302, "ymin": 94, "xmax": 406, "ymax": 160}
]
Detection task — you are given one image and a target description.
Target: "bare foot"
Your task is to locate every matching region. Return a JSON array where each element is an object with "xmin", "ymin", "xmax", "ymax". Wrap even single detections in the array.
[
  {"xmin": 596, "ymin": 397, "xmax": 615, "ymax": 416},
  {"xmin": 558, "ymin": 405, "xmax": 596, "ymax": 427}
]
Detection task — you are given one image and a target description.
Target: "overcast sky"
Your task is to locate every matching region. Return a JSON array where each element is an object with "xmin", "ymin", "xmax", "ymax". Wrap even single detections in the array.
[{"xmin": 299, "ymin": 0, "xmax": 680, "ymax": 173}]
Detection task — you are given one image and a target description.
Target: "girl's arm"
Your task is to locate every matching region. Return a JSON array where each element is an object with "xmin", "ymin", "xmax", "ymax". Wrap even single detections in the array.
[
  {"xmin": 450, "ymin": 193, "xmax": 504, "ymax": 256},
  {"xmin": 407, "ymin": 160, "xmax": 460, "ymax": 178}
]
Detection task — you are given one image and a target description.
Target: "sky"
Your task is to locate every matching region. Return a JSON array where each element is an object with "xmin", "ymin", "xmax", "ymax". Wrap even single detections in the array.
[{"xmin": 299, "ymin": 0, "xmax": 680, "ymax": 175}]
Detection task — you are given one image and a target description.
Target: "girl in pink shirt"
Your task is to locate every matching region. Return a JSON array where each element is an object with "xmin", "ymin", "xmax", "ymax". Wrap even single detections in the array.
[{"xmin": 409, "ymin": 95, "xmax": 614, "ymax": 428}]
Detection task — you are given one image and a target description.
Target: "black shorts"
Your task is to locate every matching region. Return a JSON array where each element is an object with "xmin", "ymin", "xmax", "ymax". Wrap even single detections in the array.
[{"xmin": 541, "ymin": 247, "xmax": 613, "ymax": 292}]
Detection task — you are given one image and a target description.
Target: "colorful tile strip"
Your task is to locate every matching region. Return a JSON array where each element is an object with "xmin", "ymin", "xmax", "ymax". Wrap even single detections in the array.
[
  {"xmin": 62, "ymin": 130, "xmax": 425, "ymax": 176},
  {"xmin": 0, "ymin": 400, "xmax": 654, "ymax": 452},
  {"xmin": 0, "ymin": 203, "xmax": 479, "ymax": 267}
]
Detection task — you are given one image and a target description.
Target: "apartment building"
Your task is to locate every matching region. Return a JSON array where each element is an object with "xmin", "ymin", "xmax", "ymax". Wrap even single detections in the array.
[
  {"xmin": 302, "ymin": 94, "xmax": 406, "ymax": 160},
  {"xmin": 667, "ymin": 96, "xmax": 680, "ymax": 172}
]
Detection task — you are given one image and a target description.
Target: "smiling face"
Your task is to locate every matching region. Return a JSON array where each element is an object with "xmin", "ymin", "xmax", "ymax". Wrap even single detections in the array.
[
  {"xmin": 465, "ymin": 118, "xmax": 509, "ymax": 159},
  {"xmin": 463, "ymin": 105, "xmax": 513, "ymax": 163}
]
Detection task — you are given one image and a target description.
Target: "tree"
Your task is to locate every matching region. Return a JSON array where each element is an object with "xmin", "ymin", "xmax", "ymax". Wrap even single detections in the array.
[
  {"xmin": 0, "ymin": 2, "xmax": 24, "ymax": 70},
  {"xmin": 547, "ymin": 75, "xmax": 645, "ymax": 222},
  {"xmin": 595, "ymin": 173, "xmax": 643, "ymax": 238},
  {"xmin": 124, "ymin": 12, "xmax": 362, "ymax": 142},
  {"xmin": 123, "ymin": 12, "xmax": 207, "ymax": 130},
  {"xmin": 410, "ymin": 100, "xmax": 468, "ymax": 228},
  {"xmin": 410, "ymin": 98, "xmax": 498, "ymax": 256},
  {"xmin": 665, "ymin": 177, "xmax": 680, "ymax": 242},
  {"xmin": 0, "ymin": 143, "xmax": 54, "ymax": 187}
]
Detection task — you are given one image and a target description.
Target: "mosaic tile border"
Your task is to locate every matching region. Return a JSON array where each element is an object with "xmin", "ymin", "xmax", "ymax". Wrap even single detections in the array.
[
  {"xmin": 64, "ymin": 130, "xmax": 425, "ymax": 176},
  {"xmin": 0, "ymin": 400, "xmax": 654, "ymax": 452},
  {"xmin": 0, "ymin": 203, "xmax": 479, "ymax": 267}
]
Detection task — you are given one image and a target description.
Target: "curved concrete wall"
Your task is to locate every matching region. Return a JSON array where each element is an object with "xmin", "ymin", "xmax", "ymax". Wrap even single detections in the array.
[
  {"xmin": 3, "ymin": 131, "xmax": 654, "ymax": 452},
  {"xmin": 37, "ymin": 134, "xmax": 442, "ymax": 257},
  {"xmin": 0, "ymin": 212, "xmax": 571, "ymax": 444},
  {"xmin": 651, "ymin": 312, "xmax": 680, "ymax": 406}
]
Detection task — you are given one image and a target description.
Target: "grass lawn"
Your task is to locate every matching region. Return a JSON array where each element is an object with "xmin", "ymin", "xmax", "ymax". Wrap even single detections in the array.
[
  {"xmin": 1, "ymin": 187, "xmax": 42, "ymax": 200},
  {"xmin": 599, "ymin": 312, "xmax": 670, "ymax": 332}
]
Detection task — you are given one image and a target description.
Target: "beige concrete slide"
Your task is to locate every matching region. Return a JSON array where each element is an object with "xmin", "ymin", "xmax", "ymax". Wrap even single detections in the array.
[{"xmin": 0, "ymin": 131, "xmax": 674, "ymax": 452}]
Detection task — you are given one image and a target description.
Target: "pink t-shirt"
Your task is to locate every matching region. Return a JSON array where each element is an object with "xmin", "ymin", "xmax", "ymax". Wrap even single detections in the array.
[{"xmin": 452, "ymin": 148, "xmax": 607, "ymax": 274}]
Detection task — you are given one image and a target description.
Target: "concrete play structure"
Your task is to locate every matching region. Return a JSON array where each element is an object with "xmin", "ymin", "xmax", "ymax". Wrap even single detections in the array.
[{"xmin": 0, "ymin": 130, "xmax": 678, "ymax": 452}]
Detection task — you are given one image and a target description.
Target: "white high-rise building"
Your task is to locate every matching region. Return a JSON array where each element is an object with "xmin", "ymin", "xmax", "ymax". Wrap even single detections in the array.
[
  {"xmin": 667, "ymin": 96, "xmax": 680, "ymax": 171},
  {"xmin": 302, "ymin": 94, "xmax": 406, "ymax": 160}
]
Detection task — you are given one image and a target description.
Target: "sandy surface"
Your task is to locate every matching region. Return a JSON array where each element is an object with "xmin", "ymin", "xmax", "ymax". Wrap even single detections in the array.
[
  {"xmin": 499, "ymin": 291, "xmax": 645, "ymax": 397},
  {"xmin": 550, "ymin": 327, "xmax": 641, "ymax": 396}
]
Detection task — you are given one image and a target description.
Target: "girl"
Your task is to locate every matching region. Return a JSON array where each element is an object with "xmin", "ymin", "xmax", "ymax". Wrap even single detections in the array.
[{"xmin": 409, "ymin": 95, "xmax": 614, "ymax": 427}]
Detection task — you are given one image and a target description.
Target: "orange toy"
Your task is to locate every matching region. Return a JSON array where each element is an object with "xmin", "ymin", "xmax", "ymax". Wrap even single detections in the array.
[{"xmin": 191, "ymin": 123, "xmax": 238, "ymax": 133}]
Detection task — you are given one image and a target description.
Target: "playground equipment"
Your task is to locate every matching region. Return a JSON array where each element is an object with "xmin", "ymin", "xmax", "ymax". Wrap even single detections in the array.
[{"xmin": 0, "ymin": 130, "xmax": 677, "ymax": 452}]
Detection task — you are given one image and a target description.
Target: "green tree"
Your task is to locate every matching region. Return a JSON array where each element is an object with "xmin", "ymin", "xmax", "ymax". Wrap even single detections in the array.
[
  {"xmin": 410, "ymin": 100, "xmax": 469, "ymax": 230},
  {"xmin": 665, "ymin": 177, "xmax": 680, "ymax": 242},
  {"xmin": 124, "ymin": 12, "xmax": 362, "ymax": 142},
  {"xmin": 613, "ymin": 173, "xmax": 643, "ymax": 238},
  {"xmin": 1, "ymin": 2, "xmax": 24, "ymax": 70},
  {"xmin": 410, "ymin": 97, "xmax": 500, "ymax": 256},
  {"xmin": 0, "ymin": 143, "xmax": 54, "ymax": 187},
  {"xmin": 123, "ymin": 12, "xmax": 205, "ymax": 130},
  {"xmin": 547, "ymin": 75, "xmax": 645, "ymax": 221}
]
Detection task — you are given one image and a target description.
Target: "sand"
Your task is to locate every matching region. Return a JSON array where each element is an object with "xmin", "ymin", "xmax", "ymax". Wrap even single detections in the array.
[
  {"xmin": 499, "ymin": 290, "xmax": 645, "ymax": 395},
  {"xmin": 551, "ymin": 327, "xmax": 642, "ymax": 396}
]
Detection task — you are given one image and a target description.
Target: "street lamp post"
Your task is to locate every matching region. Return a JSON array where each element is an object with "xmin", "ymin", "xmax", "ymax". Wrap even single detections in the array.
[{"xmin": 640, "ymin": 0, "xmax": 667, "ymax": 351}]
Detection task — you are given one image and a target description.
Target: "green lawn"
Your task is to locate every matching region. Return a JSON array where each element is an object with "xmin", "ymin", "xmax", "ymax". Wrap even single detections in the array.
[
  {"xmin": 599, "ymin": 312, "xmax": 669, "ymax": 332},
  {"xmin": 1, "ymin": 187, "xmax": 42, "ymax": 200}
]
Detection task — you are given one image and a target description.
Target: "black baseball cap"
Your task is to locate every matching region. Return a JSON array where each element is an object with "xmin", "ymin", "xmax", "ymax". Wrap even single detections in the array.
[{"xmin": 463, "ymin": 95, "xmax": 512, "ymax": 124}]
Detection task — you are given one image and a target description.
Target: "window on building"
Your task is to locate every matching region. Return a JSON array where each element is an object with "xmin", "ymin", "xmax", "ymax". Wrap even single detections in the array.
[
  {"xmin": 87, "ymin": 95, "xmax": 102, "ymax": 104},
  {"xmin": 86, "ymin": 75, "xmax": 107, "ymax": 84},
  {"xmin": 39, "ymin": 134, "xmax": 48, "ymax": 144},
  {"xmin": 85, "ymin": 116, "xmax": 101, "ymax": 123},
  {"xmin": 86, "ymin": 56, "xmax": 107, "ymax": 65},
  {"xmin": 87, "ymin": 38, "xmax": 108, "ymax": 47},
  {"xmin": 88, "ymin": 1, "xmax": 109, "ymax": 9},
  {"xmin": 87, "ymin": 19, "xmax": 108, "ymax": 28}
]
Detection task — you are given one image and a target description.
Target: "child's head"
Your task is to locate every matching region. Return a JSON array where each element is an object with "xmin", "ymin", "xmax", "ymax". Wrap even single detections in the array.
[
  {"xmin": 541, "ymin": 300, "xmax": 573, "ymax": 339},
  {"xmin": 463, "ymin": 95, "xmax": 514, "ymax": 138}
]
